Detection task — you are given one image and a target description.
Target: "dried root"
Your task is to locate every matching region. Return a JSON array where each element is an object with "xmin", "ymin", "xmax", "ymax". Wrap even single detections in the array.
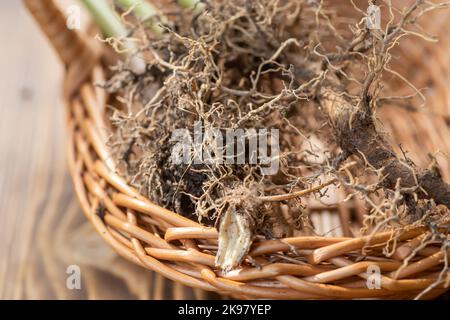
[{"xmin": 103, "ymin": 0, "xmax": 450, "ymax": 275}]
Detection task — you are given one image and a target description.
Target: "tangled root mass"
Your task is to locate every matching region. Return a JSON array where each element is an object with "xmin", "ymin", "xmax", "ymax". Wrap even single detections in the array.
[{"xmin": 105, "ymin": 0, "xmax": 450, "ymax": 274}]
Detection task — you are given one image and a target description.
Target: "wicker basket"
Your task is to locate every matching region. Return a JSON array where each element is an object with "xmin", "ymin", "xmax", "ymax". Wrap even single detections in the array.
[{"xmin": 24, "ymin": 0, "xmax": 450, "ymax": 299}]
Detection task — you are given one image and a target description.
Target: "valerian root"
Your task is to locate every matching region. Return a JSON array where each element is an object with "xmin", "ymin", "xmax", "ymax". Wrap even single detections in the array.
[{"xmin": 319, "ymin": 87, "xmax": 450, "ymax": 210}]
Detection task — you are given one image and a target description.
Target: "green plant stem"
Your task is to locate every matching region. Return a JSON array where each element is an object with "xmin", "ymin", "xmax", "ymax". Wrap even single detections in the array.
[
  {"xmin": 178, "ymin": 0, "xmax": 204, "ymax": 11},
  {"xmin": 81, "ymin": 0, "xmax": 205, "ymax": 73},
  {"xmin": 116, "ymin": 0, "xmax": 157, "ymax": 20},
  {"xmin": 115, "ymin": 0, "xmax": 164, "ymax": 34},
  {"xmin": 81, "ymin": 0, "xmax": 146, "ymax": 74}
]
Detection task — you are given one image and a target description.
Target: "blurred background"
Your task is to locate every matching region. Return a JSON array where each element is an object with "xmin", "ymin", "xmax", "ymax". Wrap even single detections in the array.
[{"xmin": 0, "ymin": 0, "xmax": 215, "ymax": 300}]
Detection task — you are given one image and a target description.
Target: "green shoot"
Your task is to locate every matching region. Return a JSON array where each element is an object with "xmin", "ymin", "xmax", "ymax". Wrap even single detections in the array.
[
  {"xmin": 115, "ymin": 0, "xmax": 165, "ymax": 34},
  {"xmin": 178, "ymin": 0, "xmax": 204, "ymax": 11}
]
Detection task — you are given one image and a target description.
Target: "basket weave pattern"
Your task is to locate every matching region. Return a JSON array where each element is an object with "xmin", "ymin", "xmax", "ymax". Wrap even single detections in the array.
[{"xmin": 25, "ymin": 0, "xmax": 450, "ymax": 299}]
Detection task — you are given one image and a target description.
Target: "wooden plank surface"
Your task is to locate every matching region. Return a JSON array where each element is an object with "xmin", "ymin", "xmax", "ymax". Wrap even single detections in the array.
[{"xmin": 0, "ymin": 0, "xmax": 64, "ymax": 298}]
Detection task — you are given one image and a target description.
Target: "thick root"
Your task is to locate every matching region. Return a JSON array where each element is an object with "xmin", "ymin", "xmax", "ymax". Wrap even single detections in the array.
[{"xmin": 319, "ymin": 87, "xmax": 450, "ymax": 209}]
